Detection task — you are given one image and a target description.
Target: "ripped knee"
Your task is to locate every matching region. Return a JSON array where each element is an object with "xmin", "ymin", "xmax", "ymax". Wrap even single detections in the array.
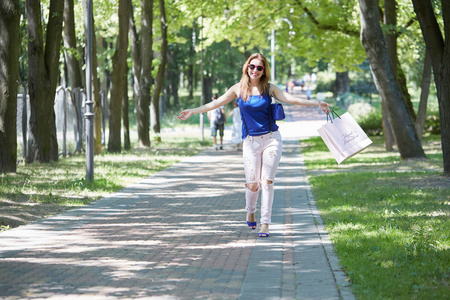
[
  {"xmin": 245, "ymin": 182, "xmax": 259, "ymax": 192},
  {"xmin": 261, "ymin": 178, "xmax": 273, "ymax": 185}
]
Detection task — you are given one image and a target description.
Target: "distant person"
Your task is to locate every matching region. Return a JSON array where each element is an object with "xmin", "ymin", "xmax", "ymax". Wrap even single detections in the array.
[
  {"xmin": 306, "ymin": 88, "xmax": 312, "ymax": 100},
  {"xmin": 178, "ymin": 53, "xmax": 330, "ymax": 237},
  {"xmin": 229, "ymin": 101, "xmax": 243, "ymax": 151},
  {"xmin": 299, "ymin": 78, "xmax": 305, "ymax": 90},
  {"xmin": 311, "ymin": 73, "xmax": 317, "ymax": 84},
  {"xmin": 304, "ymin": 72, "xmax": 311, "ymax": 88},
  {"xmin": 207, "ymin": 94, "xmax": 226, "ymax": 150},
  {"xmin": 288, "ymin": 80, "xmax": 295, "ymax": 93}
]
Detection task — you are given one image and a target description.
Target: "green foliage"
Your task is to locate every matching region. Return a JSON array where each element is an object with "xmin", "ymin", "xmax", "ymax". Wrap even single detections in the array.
[
  {"xmin": 315, "ymin": 76, "xmax": 335, "ymax": 94},
  {"xmin": 302, "ymin": 135, "xmax": 449, "ymax": 299},
  {"xmin": 347, "ymin": 103, "xmax": 383, "ymax": 136},
  {"xmin": 425, "ymin": 110, "xmax": 441, "ymax": 134},
  {"xmin": 350, "ymin": 61, "xmax": 378, "ymax": 96},
  {"xmin": 335, "ymin": 93, "xmax": 364, "ymax": 108},
  {"xmin": 348, "ymin": 102, "xmax": 375, "ymax": 118},
  {"xmin": 357, "ymin": 110, "xmax": 383, "ymax": 136}
]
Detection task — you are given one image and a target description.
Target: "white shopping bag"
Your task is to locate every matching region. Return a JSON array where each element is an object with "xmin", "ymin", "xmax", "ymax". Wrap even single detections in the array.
[{"xmin": 317, "ymin": 112, "xmax": 373, "ymax": 164}]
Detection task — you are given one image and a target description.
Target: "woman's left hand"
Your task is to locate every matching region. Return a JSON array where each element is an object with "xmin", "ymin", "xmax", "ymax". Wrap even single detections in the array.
[
  {"xmin": 178, "ymin": 109, "xmax": 194, "ymax": 120},
  {"xmin": 318, "ymin": 101, "xmax": 331, "ymax": 114}
]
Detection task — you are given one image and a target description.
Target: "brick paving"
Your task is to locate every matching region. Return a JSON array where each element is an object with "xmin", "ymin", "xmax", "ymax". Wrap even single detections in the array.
[{"xmin": 0, "ymin": 101, "xmax": 355, "ymax": 299}]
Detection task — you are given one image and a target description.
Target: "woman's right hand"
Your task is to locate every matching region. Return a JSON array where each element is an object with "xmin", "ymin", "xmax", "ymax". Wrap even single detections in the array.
[{"xmin": 178, "ymin": 109, "xmax": 194, "ymax": 120}]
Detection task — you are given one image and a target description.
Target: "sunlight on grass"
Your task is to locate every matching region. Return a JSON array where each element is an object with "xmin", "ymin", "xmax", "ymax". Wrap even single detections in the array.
[{"xmin": 302, "ymin": 134, "xmax": 449, "ymax": 299}]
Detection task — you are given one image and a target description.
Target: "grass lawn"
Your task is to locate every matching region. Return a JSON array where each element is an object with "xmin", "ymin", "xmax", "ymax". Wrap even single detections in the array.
[
  {"xmin": 0, "ymin": 135, "xmax": 212, "ymax": 230},
  {"xmin": 301, "ymin": 135, "xmax": 449, "ymax": 299}
]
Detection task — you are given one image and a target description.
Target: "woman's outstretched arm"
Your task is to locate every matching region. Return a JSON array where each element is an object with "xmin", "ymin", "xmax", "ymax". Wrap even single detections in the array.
[
  {"xmin": 178, "ymin": 84, "xmax": 239, "ymax": 120},
  {"xmin": 270, "ymin": 83, "xmax": 331, "ymax": 114}
]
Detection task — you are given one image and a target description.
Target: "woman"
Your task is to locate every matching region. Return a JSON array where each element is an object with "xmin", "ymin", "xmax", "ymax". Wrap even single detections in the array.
[{"xmin": 178, "ymin": 53, "xmax": 330, "ymax": 237}]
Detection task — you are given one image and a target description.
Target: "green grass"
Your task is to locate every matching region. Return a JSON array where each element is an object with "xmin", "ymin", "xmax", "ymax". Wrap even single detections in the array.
[
  {"xmin": 301, "ymin": 135, "xmax": 449, "ymax": 299},
  {"xmin": 1, "ymin": 136, "xmax": 212, "ymax": 229}
]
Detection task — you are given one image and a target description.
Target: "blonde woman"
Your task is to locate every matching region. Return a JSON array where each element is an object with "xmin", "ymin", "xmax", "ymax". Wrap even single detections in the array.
[{"xmin": 178, "ymin": 53, "xmax": 330, "ymax": 237}]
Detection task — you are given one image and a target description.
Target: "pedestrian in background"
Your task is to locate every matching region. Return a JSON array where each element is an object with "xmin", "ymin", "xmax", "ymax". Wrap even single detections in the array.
[
  {"xmin": 178, "ymin": 53, "xmax": 330, "ymax": 237},
  {"xmin": 229, "ymin": 101, "xmax": 243, "ymax": 151},
  {"xmin": 207, "ymin": 94, "xmax": 226, "ymax": 150}
]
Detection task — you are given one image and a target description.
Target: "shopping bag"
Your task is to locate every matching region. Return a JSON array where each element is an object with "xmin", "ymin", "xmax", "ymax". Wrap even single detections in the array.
[{"xmin": 317, "ymin": 111, "xmax": 373, "ymax": 164}]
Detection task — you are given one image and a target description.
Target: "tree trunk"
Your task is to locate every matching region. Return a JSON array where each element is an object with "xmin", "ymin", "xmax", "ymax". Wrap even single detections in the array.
[
  {"xmin": 397, "ymin": 64, "xmax": 416, "ymax": 122},
  {"xmin": 128, "ymin": 0, "xmax": 142, "ymax": 146},
  {"xmin": 135, "ymin": 0, "xmax": 153, "ymax": 147},
  {"xmin": 384, "ymin": 0, "xmax": 397, "ymax": 76},
  {"xmin": 108, "ymin": 0, "xmax": 128, "ymax": 152},
  {"xmin": 188, "ymin": 25, "xmax": 195, "ymax": 100},
  {"xmin": 0, "ymin": 0, "xmax": 20, "ymax": 173},
  {"xmin": 63, "ymin": 0, "xmax": 83, "ymax": 89},
  {"xmin": 381, "ymin": 0, "xmax": 397, "ymax": 151},
  {"xmin": 381, "ymin": 100, "xmax": 395, "ymax": 151},
  {"xmin": 384, "ymin": 0, "xmax": 417, "ymax": 144},
  {"xmin": 172, "ymin": 67, "xmax": 179, "ymax": 107},
  {"xmin": 334, "ymin": 71, "xmax": 350, "ymax": 98},
  {"xmin": 385, "ymin": 0, "xmax": 415, "ymax": 123},
  {"xmin": 203, "ymin": 74, "xmax": 213, "ymax": 104},
  {"xmin": 123, "ymin": 69, "xmax": 130, "ymax": 150},
  {"xmin": 415, "ymin": 50, "xmax": 432, "ymax": 141},
  {"xmin": 166, "ymin": 46, "xmax": 179, "ymax": 107},
  {"xmin": 101, "ymin": 58, "xmax": 110, "ymax": 146},
  {"xmin": 92, "ymin": 33, "xmax": 102, "ymax": 155},
  {"xmin": 26, "ymin": 0, "xmax": 64, "ymax": 163},
  {"xmin": 412, "ymin": 0, "xmax": 450, "ymax": 175},
  {"xmin": 150, "ymin": 0, "xmax": 168, "ymax": 143},
  {"xmin": 63, "ymin": 0, "xmax": 84, "ymax": 146},
  {"xmin": 358, "ymin": 0, "xmax": 426, "ymax": 160}
]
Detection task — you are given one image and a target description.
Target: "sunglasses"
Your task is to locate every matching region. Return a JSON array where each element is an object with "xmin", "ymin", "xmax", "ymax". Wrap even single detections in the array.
[{"xmin": 248, "ymin": 64, "xmax": 265, "ymax": 71}]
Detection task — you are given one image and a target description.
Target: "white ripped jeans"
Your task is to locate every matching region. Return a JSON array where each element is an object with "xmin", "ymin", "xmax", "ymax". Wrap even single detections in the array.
[{"xmin": 243, "ymin": 131, "xmax": 282, "ymax": 225}]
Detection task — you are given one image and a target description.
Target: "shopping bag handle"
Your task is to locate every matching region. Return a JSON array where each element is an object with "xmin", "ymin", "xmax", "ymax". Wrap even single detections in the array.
[{"xmin": 326, "ymin": 109, "xmax": 341, "ymax": 123}]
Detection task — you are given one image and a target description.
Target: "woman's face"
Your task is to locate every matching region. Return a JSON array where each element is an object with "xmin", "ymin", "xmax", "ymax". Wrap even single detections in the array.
[{"xmin": 247, "ymin": 58, "xmax": 265, "ymax": 81}]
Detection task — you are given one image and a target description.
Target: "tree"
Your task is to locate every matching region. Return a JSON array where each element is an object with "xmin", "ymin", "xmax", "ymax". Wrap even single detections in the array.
[
  {"xmin": 0, "ymin": 0, "xmax": 20, "ymax": 173},
  {"xmin": 358, "ymin": 0, "xmax": 426, "ymax": 160},
  {"xmin": 26, "ymin": 0, "xmax": 64, "ymax": 163},
  {"xmin": 415, "ymin": 50, "xmax": 432, "ymax": 141},
  {"xmin": 63, "ymin": 0, "xmax": 83, "ymax": 89},
  {"xmin": 63, "ymin": 0, "xmax": 85, "ymax": 154},
  {"xmin": 129, "ymin": 0, "xmax": 153, "ymax": 147},
  {"xmin": 412, "ymin": 0, "xmax": 450, "ymax": 175},
  {"xmin": 123, "ymin": 68, "xmax": 131, "ymax": 150},
  {"xmin": 150, "ymin": 0, "xmax": 168, "ymax": 142},
  {"xmin": 108, "ymin": 0, "xmax": 128, "ymax": 152}
]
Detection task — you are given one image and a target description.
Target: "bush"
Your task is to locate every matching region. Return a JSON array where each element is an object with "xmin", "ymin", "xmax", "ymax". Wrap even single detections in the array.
[
  {"xmin": 424, "ymin": 110, "xmax": 441, "ymax": 134},
  {"xmin": 335, "ymin": 93, "xmax": 364, "ymax": 108},
  {"xmin": 315, "ymin": 78, "xmax": 334, "ymax": 93},
  {"xmin": 347, "ymin": 102, "xmax": 382, "ymax": 136},
  {"xmin": 358, "ymin": 110, "xmax": 383, "ymax": 136},
  {"xmin": 348, "ymin": 102, "xmax": 375, "ymax": 119}
]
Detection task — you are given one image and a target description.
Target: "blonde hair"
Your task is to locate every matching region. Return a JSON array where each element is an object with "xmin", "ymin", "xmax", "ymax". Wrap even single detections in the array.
[{"xmin": 239, "ymin": 53, "xmax": 270, "ymax": 101}]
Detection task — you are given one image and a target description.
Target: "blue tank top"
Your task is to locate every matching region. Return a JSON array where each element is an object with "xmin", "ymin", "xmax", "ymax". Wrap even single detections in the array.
[{"xmin": 237, "ymin": 93, "xmax": 279, "ymax": 139}]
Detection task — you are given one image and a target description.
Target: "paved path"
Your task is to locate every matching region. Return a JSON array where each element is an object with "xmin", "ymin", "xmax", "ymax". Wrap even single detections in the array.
[{"xmin": 0, "ymin": 101, "xmax": 355, "ymax": 299}]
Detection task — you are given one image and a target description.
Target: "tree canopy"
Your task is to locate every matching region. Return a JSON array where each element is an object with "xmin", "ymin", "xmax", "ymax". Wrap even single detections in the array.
[{"xmin": 1, "ymin": 0, "xmax": 448, "ymax": 175}]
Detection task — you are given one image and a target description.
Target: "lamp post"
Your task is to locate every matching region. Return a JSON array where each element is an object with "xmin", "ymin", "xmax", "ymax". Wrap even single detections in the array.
[
  {"xmin": 271, "ymin": 29, "xmax": 275, "ymax": 83},
  {"xmin": 85, "ymin": 0, "xmax": 94, "ymax": 182},
  {"xmin": 270, "ymin": 18, "xmax": 293, "ymax": 83},
  {"xmin": 200, "ymin": 14, "xmax": 204, "ymax": 141}
]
